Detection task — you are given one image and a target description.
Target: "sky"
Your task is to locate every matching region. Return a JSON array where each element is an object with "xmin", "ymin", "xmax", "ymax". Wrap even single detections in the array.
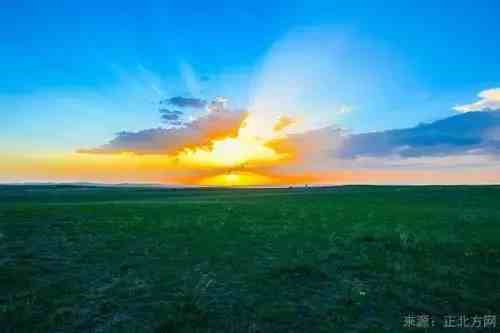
[{"xmin": 2, "ymin": 1, "xmax": 500, "ymax": 185}]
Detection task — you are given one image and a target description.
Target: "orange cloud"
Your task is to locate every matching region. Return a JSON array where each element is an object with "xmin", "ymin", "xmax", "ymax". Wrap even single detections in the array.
[
  {"xmin": 273, "ymin": 116, "xmax": 295, "ymax": 132},
  {"xmin": 6, "ymin": 96, "xmax": 500, "ymax": 186},
  {"xmin": 79, "ymin": 108, "xmax": 248, "ymax": 155}
]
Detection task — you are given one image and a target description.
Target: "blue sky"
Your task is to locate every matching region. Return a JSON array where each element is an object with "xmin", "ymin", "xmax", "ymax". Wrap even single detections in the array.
[{"xmin": 2, "ymin": 0, "xmax": 500, "ymax": 153}]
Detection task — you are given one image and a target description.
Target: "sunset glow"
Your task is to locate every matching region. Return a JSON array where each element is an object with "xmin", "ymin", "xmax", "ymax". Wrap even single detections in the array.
[
  {"xmin": 169, "ymin": 112, "xmax": 296, "ymax": 185},
  {"xmin": 199, "ymin": 171, "xmax": 275, "ymax": 186},
  {"xmin": 176, "ymin": 130, "xmax": 285, "ymax": 169},
  {"xmin": 2, "ymin": 13, "xmax": 500, "ymax": 186}
]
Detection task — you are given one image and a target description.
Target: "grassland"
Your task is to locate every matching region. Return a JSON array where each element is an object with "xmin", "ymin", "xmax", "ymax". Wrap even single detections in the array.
[{"xmin": 0, "ymin": 185, "xmax": 499, "ymax": 332}]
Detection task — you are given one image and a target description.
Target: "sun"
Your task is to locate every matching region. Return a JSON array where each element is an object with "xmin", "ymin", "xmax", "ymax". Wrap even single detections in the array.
[
  {"xmin": 225, "ymin": 173, "xmax": 239, "ymax": 183},
  {"xmin": 200, "ymin": 171, "xmax": 274, "ymax": 186},
  {"xmin": 176, "ymin": 113, "xmax": 294, "ymax": 168},
  {"xmin": 178, "ymin": 136, "xmax": 282, "ymax": 168},
  {"xmin": 172, "ymin": 112, "xmax": 297, "ymax": 187}
]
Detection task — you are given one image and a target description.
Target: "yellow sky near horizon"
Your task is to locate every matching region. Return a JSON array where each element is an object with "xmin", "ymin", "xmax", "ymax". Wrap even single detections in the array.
[
  {"xmin": 3, "ymin": 150, "xmax": 500, "ymax": 186},
  {"xmin": 3, "ymin": 109, "xmax": 500, "ymax": 186}
]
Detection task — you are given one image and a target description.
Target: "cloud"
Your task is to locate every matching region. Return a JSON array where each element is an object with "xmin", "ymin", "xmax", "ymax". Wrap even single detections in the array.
[
  {"xmin": 74, "ymin": 75, "xmax": 500, "ymax": 187},
  {"xmin": 207, "ymin": 97, "xmax": 228, "ymax": 113},
  {"xmin": 160, "ymin": 96, "xmax": 207, "ymax": 109},
  {"xmin": 336, "ymin": 111, "xmax": 500, "ymax": 158},
  {"xmin": 453, "ymin": 88, "xmax": 500, "ymax": 112},
  {"xmin": 79, "ymin": 108, "xmax": 248, "ymax": 155},
  {"xmin": 338, "ymin": 104, "xmax": 353, "ymax": 114},
  {"xmin": 268, "ymin": 126, "xmax": 345, "ymax": 160},
  {"xmin": 159, "ymin": 109, "xmax": 183, "ymax": 126},
  {"xmin": 255, "ymin": 111, "xmax": 500, "ymax": 186},
  {"xmin": 273, "ymin": 116, "xmax": 295, "ymax": 132}
]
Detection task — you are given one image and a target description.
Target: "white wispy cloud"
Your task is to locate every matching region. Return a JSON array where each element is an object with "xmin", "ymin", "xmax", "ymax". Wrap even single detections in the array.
[
  {"xmin": 453, "ymin": 88, "xmax": 500, "ymax": 112},
  {"xmin": 338, "ymin": 104, "xmax": 353, "ymax": 114}
]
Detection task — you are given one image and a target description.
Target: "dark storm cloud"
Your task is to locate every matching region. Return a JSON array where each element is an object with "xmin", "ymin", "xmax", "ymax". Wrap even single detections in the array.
[
  {"xmin": 337, "ymin": 111, "xmax": 500, "ymax": 158},
  {"xmin": 160, "ymin": 96, "xmax": 207, "ymax": 109}
]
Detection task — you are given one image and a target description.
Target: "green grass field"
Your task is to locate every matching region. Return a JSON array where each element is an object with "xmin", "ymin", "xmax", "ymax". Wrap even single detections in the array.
[{"xmin": 1, "ymin": 185, "xmax": 499, "ymax": 332}]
